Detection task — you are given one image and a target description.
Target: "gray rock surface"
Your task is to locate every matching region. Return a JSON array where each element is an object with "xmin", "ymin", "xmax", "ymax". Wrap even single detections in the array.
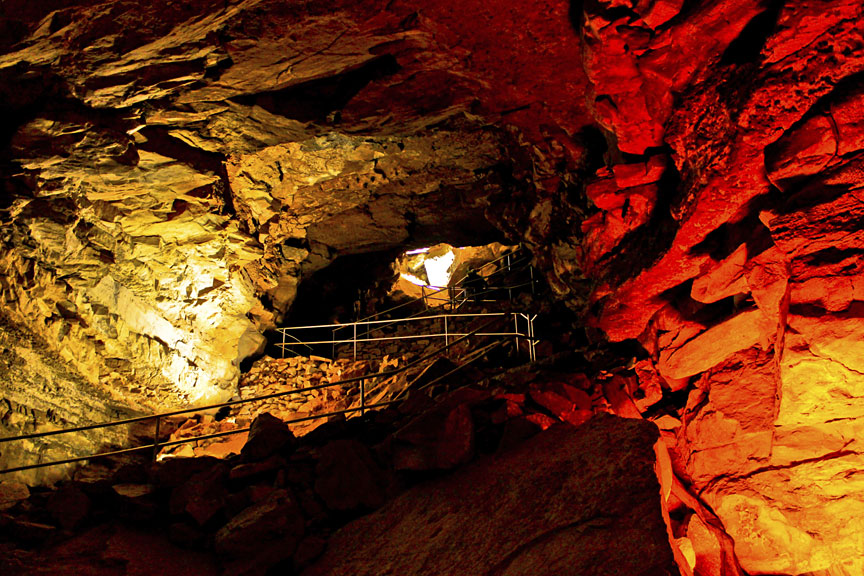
[{"xmin": 303, "ymin": 415, "xmax": 679, "ymax": 576}]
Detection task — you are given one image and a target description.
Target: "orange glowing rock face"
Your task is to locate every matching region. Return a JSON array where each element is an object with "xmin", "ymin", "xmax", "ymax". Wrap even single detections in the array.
[{"xmin": 570, "ymin": 0, "xmax": 864, "ymax": 572}]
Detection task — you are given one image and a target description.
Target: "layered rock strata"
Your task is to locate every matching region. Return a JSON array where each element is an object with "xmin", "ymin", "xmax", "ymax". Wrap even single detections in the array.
[
  {"xmin": 0, "ymin": 0, "xmax": 518, "ymax": 409},
  {"xmin": 0, "ymin": 313, "xmax": 131, "ymax": 485},
  {"xmin": 515, "ymin": 1, "xmax": 864, "ymax": 573},
  {"xmin": 1, "ymin": 0, "xmax": 864, "ymax": 573}
]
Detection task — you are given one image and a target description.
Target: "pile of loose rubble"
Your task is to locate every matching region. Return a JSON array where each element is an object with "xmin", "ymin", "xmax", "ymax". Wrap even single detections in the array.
[{"xmin": 156, "ymin": 354, "xmax": 414, "ymax": 459}]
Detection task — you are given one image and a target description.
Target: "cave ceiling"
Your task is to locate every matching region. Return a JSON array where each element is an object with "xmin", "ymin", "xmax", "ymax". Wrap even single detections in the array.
[
  {"xmin": 0, "ymin": 0, "xmax": 592, "ymax": 406},
  {"xmin": 2, "ymin": 0, "xmax": 864, "ymax": 572}
]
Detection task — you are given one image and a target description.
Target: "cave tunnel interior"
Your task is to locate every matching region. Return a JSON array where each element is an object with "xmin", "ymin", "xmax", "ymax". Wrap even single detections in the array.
[{"xmin": 2, "ymin": 0, "xmax": 864, "ymax": 574}]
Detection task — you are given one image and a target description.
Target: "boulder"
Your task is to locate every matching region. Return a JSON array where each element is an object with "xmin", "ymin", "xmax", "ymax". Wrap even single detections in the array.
[
  {"xmin": 112, "ymin": 483, "xmax": 158, "ymax": 522},
  {"xmin": 241, "ymin": 413, "xmax": 295, "ymax": 463},
  {"xmin": 0, "ymin": 481, "xmax": 29, "ymax": 511},
  {"xmin": 314, "ymin": 439, "xmax": 386, "ymax": 512},
  {"xmin": 46, "ymin": 484, "xmax": 91, "ymax": 531},
  {"xmin": 215, "ymin": 489, "xmax": 305, "ymax": 575},
  {"xmin": 168, "ymin": 463, "xmax": 228, "ymax": 526},
  {"xmin": 390, "ymin": 403, "xmax": 475, "ymax": 471},
  {"xmin": 150, "ymin": 456, "xmax": 223, "ymax": 488},
  {"xmin": 528, "ymin": 380, "xmax": 593, "ymax": 426},
  {"xmin": 303, "ymin": 415, "xmax": 679, "ymax": 576}
]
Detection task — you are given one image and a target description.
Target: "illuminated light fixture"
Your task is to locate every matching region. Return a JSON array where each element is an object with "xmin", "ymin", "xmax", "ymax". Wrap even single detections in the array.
[
  {"xmin": 406, "ymin": 247, "xmax": 430, "ymax": 255},
  {"xmin": 424, "ymin": 250, "xmax": 456, "ymax": 287}
]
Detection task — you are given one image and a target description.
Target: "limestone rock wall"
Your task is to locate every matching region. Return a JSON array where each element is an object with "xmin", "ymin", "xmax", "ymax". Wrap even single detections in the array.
[
  {"xmin": 0, "ymin": 0, "xmax": 515, "ymax": 410},
  {"xmin": 506, "ymin": 1, "xmax": 864, "ymax": 573},
  {"xmin": 2, "ymin": 0, "xmax": 864, "ymax": 572},
  {"xmin": 0, "ymin": 313, "xmax": 131, "ymax": 485}
]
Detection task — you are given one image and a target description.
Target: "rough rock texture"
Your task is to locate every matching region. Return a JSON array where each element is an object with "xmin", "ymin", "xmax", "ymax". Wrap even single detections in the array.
[
  {"xmin": 1, "ymin": 378, "xmax": 677, "ymax": 576},
  {"xmin": 546, "ymin": 1, "xmax": 864, "ymax": 573},
  {"xmin": 3, "ymin": 0, "xmax": 864, "ymax": 573},
  {"xmin": 1, "ymin": 523, "xmax": 220, "ymax": 576},
  {"xmin": 303, "ymin": 415, "xmax": 678, "ymax": 576},
  {"xmin": 0, "ymin": 0, "xmax": 531, "ymax": 410},
  {"xmin": 0, "ymin": 313, "xmax": 131, "ymax": 484}
]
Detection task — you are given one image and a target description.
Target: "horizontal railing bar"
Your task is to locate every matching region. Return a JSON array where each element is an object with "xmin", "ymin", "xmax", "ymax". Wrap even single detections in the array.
[
  {"xmin": 348, "ymin": 247, "xmax": 531, "ymax": 326},
  {"xmin": 276, "ymin": 331, "xmax": 529, "ymax": 347},
  {"xmin": 0, "ymin": 316, "xmax": 508, "ymax": 446},
  {"xmin": 0, "ymin": 413, "xmax": 165, "ymax": 444},
  {"xmin": 280, "ymin": 312, "xmax": 510, "ymax": 331},
  {"xmin": 0, "ymin": 400, "xmax": 401, "ymax": 475},
  {"xmin": 329, "ymin": 281, "xmax": 535, "ymax": 335},
  {"xmin": 332, "ymin": 269, "xmax": 534, "ymax": 341},
  {"xmin": 415, "ymin": 339, "xmax": 506, "ymax": 393},
  {"xmin": 0, "ymin": 444, "xmax": 157, "ymax": 474},
  {"xmin": 394, "ymin": 339, "xmax": 506, "ymax": 401},
  {"xmin": 157, "ymin": 400, "xmax": 399, "ymax": 450}
]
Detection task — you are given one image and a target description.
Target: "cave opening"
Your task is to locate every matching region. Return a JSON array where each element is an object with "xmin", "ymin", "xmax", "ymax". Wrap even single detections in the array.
[{"xmin": 268, "ymin": 240, "xmax": 536, "ymax": 361}]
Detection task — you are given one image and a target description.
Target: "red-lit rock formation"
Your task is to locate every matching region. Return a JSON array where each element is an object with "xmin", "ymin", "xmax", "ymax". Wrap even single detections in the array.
[{"xmin": 534, "ymin": 1, "xmax": 864, "ymax": 573}]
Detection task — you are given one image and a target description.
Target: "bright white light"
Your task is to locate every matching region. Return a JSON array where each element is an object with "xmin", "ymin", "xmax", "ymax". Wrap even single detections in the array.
[
  {"xmin": 406, "ymin": 247, "xmax": 430, "ymax": 255},
  {"xmin": 424, "ymin": 251, "xmax": 455, "ymax": 287},
  {"xmin": 400, "ymin": 272, "xmax": 427, "ymax": 286}
]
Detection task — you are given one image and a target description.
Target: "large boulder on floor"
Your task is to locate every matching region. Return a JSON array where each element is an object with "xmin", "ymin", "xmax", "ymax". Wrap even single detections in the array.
[
  {"xmin": 0, "ymin": 482, "xmax": 29, "ymax": 511},
  {"xmin": 389, "ymin": 388, "xmax": 490, "ymax": 471},
  {"xmin": 314, "ymin": 439, "xmax": 387, "ymax": 512},
  {"xmin": 303, "ymin": 414, "xmax": 679, "ymax": 576},
  {"xmin": 240, "ymin": 413, "xmax": 295, "ymax": 462},
  {"xmin": 0, "ymin": 523, "xmax": 221, "ymax": 576},
  {"xmin": 215, "ymin": 488, "xmax": 305, "ymax": 576}
]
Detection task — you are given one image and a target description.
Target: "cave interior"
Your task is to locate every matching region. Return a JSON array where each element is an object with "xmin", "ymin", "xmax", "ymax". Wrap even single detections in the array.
[{"xmin": 2, "ymin": 0, "xmax": 864, "ymax": 574}]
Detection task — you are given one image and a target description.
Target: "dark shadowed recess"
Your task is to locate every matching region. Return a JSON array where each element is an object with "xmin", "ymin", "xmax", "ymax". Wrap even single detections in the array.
[
  {"xmin": 231, "ymin": 55, "xmax": 401, "ymax": 124},
  {"xmin": 688, "ymin": 193, "xmax": 779, "ymax": 261},
  {"xmin": 593, "ymin": 153, "xmax": 681, "ymax": 287},
  {"xmin": 135, "ymin": 126, "xmax": 236, "ymax": 216},
  {"xmin": 719, "ymin": 0, "xmax": 786, "ymax": 66},
  {"xmin": 286, "ymin": 250, "xmax": 402, "ymax": 326}
]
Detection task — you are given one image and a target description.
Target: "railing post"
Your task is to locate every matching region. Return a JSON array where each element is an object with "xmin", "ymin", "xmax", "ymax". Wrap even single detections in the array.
[
  {"xmin": 529, "ymin": 314, "xmax": 537, "ymax": 362},
  {"xmin": 152, "ymin": 416, "xmax": 161, "ymax": 463},
  {"xmin": 281, "ymin": 329, "xmax": 286, "ymax": 359},
  {"xmin": 353, "ymin": 323, "xmax": 358, "ymax": 360},
  {"xmin": 444, "ymin": 315, "xmax": 449, "ymax": 347},
  {"xmin": 514, "ymin": 314, "xmax": 520, "ymax": 358}
]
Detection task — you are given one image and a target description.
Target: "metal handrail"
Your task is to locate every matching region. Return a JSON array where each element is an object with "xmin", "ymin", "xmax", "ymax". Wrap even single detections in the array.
[
  {"xmin": 279, "ymin": 331, "xmax": 315, "ymax": 357},
  {"xmin": 0, "ymin": 315, "xmax": 514, "ymax": 475},
  {"xmin": 320, "ymin": 278, "xmax": 537, "ymax": 352},
  {"xmin": 394, "ymin": 338, "xmax": 507, "ymax": 401},
  {"xmin": 278, "ymin": 311, "xmax": 537, "ymax": 363}
]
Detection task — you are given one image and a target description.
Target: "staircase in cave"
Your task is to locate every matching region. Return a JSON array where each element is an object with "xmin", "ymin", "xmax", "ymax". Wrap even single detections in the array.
[
  {"xmin": 154, "ymin": 247, "xmax": 542, "ymax": 459},
  {"xmin": 0, "ymin": 249, "xmax": 541, "ymax": 479}
]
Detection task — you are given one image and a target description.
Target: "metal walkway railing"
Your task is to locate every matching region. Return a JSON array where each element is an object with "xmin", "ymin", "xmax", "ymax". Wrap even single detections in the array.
[
  {"xmin": 277, "ymin": 311, "xmax": 538, "ymax": 362},
  {"xmin": 352, "ymin": 245, "xmax": 535, "ymax": 325},
  {"xmin": 0, "ymin": 249, "xmax": 542, "ymax": 477},
  {"xmin": 0, "ymin": 316, "xmax": 515, "ymax": 476}
]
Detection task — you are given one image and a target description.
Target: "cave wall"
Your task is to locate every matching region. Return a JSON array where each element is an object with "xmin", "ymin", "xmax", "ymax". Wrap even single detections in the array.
[
  {"xmin": 0, "ymin": 313, "xmax": 131, "ymax": 485},
  {"xmin": 0, "ymin": 0, "xmax": 524, "ymax": 410},
  {"xmin": 509, "ymin": 1, "xmax": 864, "ymax": 573},
  {"xmin": 1, "ymin": 0, "xmax": 864, "ymax": 573}
]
